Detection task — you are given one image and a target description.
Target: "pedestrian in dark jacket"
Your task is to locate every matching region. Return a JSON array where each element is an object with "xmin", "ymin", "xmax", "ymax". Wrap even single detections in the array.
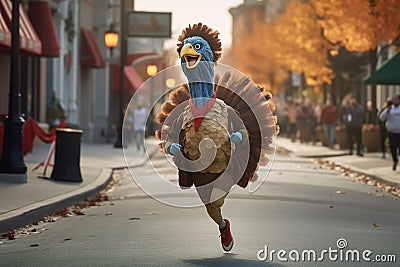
[
  {"xmin": 365, "ymin": 100, "xmax": 378, "ymax": 125},
  {"xmin": 379, "ymin": 95, "xmax": 400, "ymax": 171},
  {"xmin": 378, "ymin": 98, "xmax": 393, "ymax": 159},
  {"xmin": 344, "ymin": 96, "xmax": 365, "ymax": 156}
]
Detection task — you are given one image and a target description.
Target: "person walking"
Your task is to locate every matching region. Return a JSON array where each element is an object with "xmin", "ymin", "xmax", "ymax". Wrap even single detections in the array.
[
  {"xmin": 344, "ymin": 96, "xmax": 365, "ymax": 156},
  {"xmin": 131, "ymin": 104, "xmax": 148, "ymax": 152},
  {"xmin": 287, "ymin": 99, "xmax": 297, "ymax": 142},
  {"xmin": 379, "ymin": 95, "xmax": 400, "ymax": 171},
  {"xmin": 378, "ymin": 98, "xmax": 393, "ymax": 159},
  {"xmin": 365, "ymin": 100, "xmax": 378, "ymax": 125},
  {"xmin": 321, "ymin": 99, "xmax": 338, "ymax": 148}
]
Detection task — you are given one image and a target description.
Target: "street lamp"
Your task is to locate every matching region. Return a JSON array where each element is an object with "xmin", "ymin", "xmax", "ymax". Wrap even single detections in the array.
[
  {"xmin": 147, "ymin": 64, "xmax": 158, "ymax": 77},
  {"xmin": 147, "ymin": 64, "xmax": 158, "ymax": 134},
  {"xmin": 104, "ymin": 24, "xmax": 119, "ymax": 143},
  {"xmin": 104, "ymin": 24, "xmax": 119, "ymax": 55}
]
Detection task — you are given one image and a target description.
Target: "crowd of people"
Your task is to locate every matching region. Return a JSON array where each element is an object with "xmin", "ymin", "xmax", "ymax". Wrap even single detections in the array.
[{"xmin": 277, "ymin": 94, "xmax": 400, "ymax": 171}]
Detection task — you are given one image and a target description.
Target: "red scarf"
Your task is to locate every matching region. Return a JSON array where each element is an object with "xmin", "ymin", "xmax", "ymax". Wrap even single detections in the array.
[{"xmin": 189, "ymin": 93, "xmax": 217, "ymax": 131}]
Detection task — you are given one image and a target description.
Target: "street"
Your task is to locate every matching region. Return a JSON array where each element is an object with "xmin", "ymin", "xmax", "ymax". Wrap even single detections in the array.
[{"xmin": 1, "ymin": 151, "xmax": 399, "ymax": 267}]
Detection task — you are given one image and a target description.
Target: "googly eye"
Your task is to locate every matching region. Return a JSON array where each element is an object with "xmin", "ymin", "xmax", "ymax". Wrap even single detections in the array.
[{"xmin": 194, "ymin": 43, "xmax": 201, "ymax": 50}]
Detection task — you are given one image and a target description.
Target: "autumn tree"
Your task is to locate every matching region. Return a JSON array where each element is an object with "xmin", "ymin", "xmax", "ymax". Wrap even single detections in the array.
[
  {"xmin": 310, "ymin": 0, "xmax": 400, "ymax": 107},
  {"xmin": 229, "ymin": 17, "xmax": 288, "ymax": 93},
  {"xmin": 230, "ymin": 0, "xmax": 334, "ymax": 98},
  {"xmin": 272, "ymin": 0, "xmax": 334, "ymax": 87}
]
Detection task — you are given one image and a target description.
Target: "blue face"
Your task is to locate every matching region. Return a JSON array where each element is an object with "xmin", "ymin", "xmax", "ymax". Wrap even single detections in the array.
[{"xmin": 181, "ymin": 36, "xmax": 214, "ymax": 65}]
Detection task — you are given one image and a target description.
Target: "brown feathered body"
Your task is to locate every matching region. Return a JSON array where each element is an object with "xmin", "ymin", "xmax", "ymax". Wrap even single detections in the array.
[{"xmin": 182, "ymin": 99, "xmax": 232, "ymax": 174}]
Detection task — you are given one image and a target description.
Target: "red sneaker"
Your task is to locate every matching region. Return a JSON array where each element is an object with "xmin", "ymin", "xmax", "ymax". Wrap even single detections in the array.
[{"xmin": 219, "ymin": 219, "xmax": 234, "ymax": 252}]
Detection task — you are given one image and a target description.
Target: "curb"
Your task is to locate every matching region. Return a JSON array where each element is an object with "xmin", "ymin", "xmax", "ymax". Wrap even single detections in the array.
[
  {"xmin": 113, "ymin": 145, "xmax": 159, "ymax": 171},
  {"xmin": 277, "ymin": 141, "xmax": 400, "ymax": 190},
  {"xmin": 294, "ymin": 152, "xmax": 350, "ymax": 158},
  {"xmin": 327, "ymin": 160, "xmax": 400, "ymax": 189},
  {"xmin": 0, "ymin": 145, "xmax": 159, "ymax": 233},
  {"xmin": 0, "ymin": 168, "xmax": 112, "ymax": 233}
]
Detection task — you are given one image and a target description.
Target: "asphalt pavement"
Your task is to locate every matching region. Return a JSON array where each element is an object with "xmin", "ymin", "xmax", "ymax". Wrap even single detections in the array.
[
  {"xmin": 1, "ymin": 151, "xmax": 399, "ymax": 266},
  {"xmin": 0, "ymin": 135, "xmax": 399, "ymax": 235}
]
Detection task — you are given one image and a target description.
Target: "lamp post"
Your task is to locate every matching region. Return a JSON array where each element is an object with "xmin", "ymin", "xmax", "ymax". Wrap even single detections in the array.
[
  {"xmin": 114, "ymin": 0, "xmax": 127, "ymax": 148},
  {"xmin": 0, "ymin": 0, "xmax": 27, "ymax": 183},
  {"xmin": 146, "ymin": 64, "xmax": 157, "ymax": 134},
  {"xmin": 104, "ymin": 24, "xmax": 119, "ymax": 143}
]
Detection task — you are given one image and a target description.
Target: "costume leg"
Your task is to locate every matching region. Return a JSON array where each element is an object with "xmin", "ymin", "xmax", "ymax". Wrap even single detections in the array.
[{"xmin": 205, "ymin": 188, "xmax": 227, "ymax": 225}]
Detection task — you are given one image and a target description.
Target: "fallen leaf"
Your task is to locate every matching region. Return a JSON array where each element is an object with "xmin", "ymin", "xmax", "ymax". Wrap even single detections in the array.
[
  {"xmin": 7, "ymin": 231, "xmax": 16, "ymax": 240},
  {"xmin": 72, "ymin": 209, "xmax": 86, "ymax": 216},
  {"xmin": 373, "ymin": 223, "xmax": 380, "ymax": 227}
]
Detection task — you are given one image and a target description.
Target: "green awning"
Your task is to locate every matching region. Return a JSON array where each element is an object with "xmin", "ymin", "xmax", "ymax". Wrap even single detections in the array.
[{"xmin": 364, "ymin": 51, "xmax": 400, "ymax": 85}]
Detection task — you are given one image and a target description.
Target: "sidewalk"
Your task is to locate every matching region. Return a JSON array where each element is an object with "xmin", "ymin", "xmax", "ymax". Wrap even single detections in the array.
[
  {"xmin": 277, "ymin": 137, "xmax": 400, "ymax": 188},
  {"xmin": 0, "ymin": 138, "xmax": 159, "ymax": 233}
]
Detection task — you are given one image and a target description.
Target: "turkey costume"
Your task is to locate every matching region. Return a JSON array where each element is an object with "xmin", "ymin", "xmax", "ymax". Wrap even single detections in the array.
[{"xmin": 155, "ymin": 23, "xmax": 278, "ymax": 252}]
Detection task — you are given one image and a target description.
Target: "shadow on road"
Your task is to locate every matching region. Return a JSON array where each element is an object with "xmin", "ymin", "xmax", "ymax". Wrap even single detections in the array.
[{"xmin": 183, "ymin": 253, "xmax": 284, "ymax": 266}]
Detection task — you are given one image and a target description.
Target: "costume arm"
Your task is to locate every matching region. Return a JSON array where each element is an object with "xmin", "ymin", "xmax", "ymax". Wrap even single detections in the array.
[
  {"xmin": 228, "ymin": 107, "xmax": 248, "ymax": 141},
  {"xmin": 164, "ymin": 114, "xmax": 184, "ymax": 154}
]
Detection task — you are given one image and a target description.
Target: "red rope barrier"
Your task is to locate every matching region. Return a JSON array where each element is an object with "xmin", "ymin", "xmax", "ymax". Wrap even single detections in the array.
[{"xmin": 0, "ymin": 118, "xmax": 66, "ymax": 157}]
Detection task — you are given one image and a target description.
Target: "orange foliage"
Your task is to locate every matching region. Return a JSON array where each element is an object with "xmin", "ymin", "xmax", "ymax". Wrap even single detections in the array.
[
  {"xmin": 272, "ymin": 0, "xmax": 334, "ymax": 85},
  {"xmin": 232, "ymin": 16, "xmax": 288, "ymax": 92},
  {"xmin": 310, "ymin": 0, "xmax": 400, "ymax": 52},
  {"xmin": 231, "ymin": 0, "xmax": 334, "ymax": 89}
]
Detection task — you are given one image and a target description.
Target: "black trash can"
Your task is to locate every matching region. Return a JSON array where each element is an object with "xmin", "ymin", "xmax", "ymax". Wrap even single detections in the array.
[{"xmin": 51, "ymin": 128, "xmax": 83, "ymax": 182}]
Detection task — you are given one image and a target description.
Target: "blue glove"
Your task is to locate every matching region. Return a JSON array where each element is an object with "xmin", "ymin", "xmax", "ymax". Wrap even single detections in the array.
[
  {"xmin": 168, "ymin": 143, "xmax": 182, "ymax": 156},
  {"xmin": 230, "ymin": 132, "xmax": 243, "ymax": 144}
]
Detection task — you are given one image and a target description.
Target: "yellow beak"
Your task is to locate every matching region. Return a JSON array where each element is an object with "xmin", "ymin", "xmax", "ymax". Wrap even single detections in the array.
[{"xmin": 180, "ymin": 43, "xmax": 202, "ymax": 69}]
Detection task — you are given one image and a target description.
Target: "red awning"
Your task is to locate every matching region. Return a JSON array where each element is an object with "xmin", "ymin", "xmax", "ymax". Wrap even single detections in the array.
[
  {"xmin": 112, "ymin": 65, "xmax": 143, "ymax": 92},
  {"xmin": 28, "ymin": 0, "xmax": 59, "ymax": 57},
  {"xmin": 81, "ymin": 28, "xmax": 106, "ymax": 68},
  {"xmin": 0, "ymin": 10, "xmax": 10, "ymax": 47},
  {"xmin": 0, "ymin": 0, "xmax": 42, "ymax": 55}
]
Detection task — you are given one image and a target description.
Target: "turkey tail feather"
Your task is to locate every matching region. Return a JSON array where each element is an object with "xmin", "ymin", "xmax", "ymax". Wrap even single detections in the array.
[{"xmin": 215, "ymin": 72, "xmax": 277, "ymax": 188}]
